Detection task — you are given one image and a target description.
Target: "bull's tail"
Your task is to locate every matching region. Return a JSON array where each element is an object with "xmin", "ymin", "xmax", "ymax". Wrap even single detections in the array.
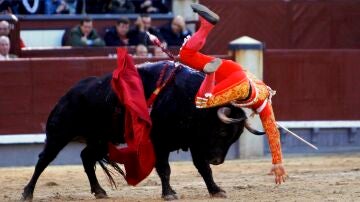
[
  {"xmin": 245, "ymin": 121, "xmax": 266, "ymax": 136},
  {"xmin": 98, "ymin": 157, "xmax": 126, "ymax": 188}
]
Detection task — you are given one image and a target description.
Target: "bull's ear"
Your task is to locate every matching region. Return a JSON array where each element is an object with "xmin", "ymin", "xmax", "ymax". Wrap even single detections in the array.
[{"xmin": 217, "ymin": 107, "xmax": 245, "ymax": 124}]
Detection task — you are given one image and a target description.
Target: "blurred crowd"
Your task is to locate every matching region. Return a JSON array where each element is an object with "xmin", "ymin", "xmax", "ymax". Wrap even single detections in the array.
[
  {"xmin": 0, "ymin": 0, "xmax": 190, "ymax": 60},
  {"xmin": 0, "ymin": 0, "xmax": 171, "ymax": 15},
  {"xmin": 0, "ymin": 20, "xmax": 18, "ymax": 59},
  {"xmin": 63, "ymin": 15, "xmax": 191, "ymax": 57},
  {"xmin": 0, "ymin": 13, "xmax": 192, "ymax": 60}
]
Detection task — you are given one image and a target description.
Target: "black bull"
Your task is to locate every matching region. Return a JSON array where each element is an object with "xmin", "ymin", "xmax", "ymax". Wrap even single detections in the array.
[{"xmin": 22, "ymin": 61, "xmax": 262, "ymax": 201}]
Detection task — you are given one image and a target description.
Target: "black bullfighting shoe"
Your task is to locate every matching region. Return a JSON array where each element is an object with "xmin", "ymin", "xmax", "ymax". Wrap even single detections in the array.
[
  {"xmin": 191, "ymin": 3, "xmax": 219, "ymax": 25},
  {"xmin": 203, "ymin": 58, "xmax": 222, "ymax": 74}
]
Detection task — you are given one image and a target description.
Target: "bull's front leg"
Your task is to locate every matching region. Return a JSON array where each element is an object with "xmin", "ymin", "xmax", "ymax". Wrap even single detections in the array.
[
  {"xmin": 81, "ymin": 145, "xmax": 108, "ymax": 199},
  {"xmin": 155, "ymin": 150, "xmax": 178, "ymax": 200},
  {"xmin": 190, "ymin": 149, "xmax": 227, "ymax": 198}
]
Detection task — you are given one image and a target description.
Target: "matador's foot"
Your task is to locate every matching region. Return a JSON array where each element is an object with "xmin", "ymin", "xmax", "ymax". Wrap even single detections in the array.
[
  {"xmin": 191, "ymin": 3, "xmax": 219, "ymax": 25},
  {"xmin": 203, "ymin": 58, "xmax": 222, "ymax": 73}
]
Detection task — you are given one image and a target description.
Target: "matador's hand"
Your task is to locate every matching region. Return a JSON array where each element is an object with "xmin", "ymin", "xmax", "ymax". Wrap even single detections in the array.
[{"xmin": 270, "ymin": 163, "xmax": 287, "ymax": 184}]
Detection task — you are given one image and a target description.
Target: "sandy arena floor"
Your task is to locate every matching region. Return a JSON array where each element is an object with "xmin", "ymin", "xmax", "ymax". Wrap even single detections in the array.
[{"xmin": 1, "ymin": 153, "xmax": 360, "ymax": 202}]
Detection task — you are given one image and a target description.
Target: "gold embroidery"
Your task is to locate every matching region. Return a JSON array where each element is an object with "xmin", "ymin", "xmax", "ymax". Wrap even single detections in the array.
[
  {"xmin": 232, "ymin": 81, "xmax": 270, "ymax": 109},
  {"xmin": 244, "ymin": 71, "xmax": 270, "ymax": 104},
  {"xmin": 255, "ymin": 83, "xmax": 270, "ymax": 103},
  {"xmin": 205, "ymin": 81, "xmax": 250, "ymax": 107},
  {"xmin": 198, "ymin": 70, "xmax": 273, "ymax": 111},
  {"xmin": 246, "ymin": 71, "xmax": 282, "ymax": 164},
  {"xmin": 260, "ymin": 107, "xmax": 283, "ymax": 164},
  {"xmin": 232, "ymin": 80, "xmax": 258, "ymax": 107}
]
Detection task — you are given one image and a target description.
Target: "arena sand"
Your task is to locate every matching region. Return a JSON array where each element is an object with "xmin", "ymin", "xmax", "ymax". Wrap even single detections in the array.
[{"xmin": 1, "ymin": 153, "xmax": 360, "ymax": 202}]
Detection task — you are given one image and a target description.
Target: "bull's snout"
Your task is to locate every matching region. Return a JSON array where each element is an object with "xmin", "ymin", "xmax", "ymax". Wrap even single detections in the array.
[{"xmin": 209, "ymin": 157, "xmax": 224, "ymax": 165}]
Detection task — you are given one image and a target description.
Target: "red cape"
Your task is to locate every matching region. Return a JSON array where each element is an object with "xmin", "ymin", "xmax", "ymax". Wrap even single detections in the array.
[{"xmin": 108, "ymin": 48, "xmax": 155, "ymax": 186}]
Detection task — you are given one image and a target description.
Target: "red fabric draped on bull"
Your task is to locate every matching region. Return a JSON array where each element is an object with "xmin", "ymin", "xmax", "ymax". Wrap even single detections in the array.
[{"xmin": 108, "ymin": 48, "xmax": 155, "ymax": 186}]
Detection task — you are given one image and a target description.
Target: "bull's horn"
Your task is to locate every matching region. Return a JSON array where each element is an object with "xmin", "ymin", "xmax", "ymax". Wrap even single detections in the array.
[
  {"xmin": 245, "ymin": 121, "xmax": 266, "ymax": 135},
  {"xmin": 217, "ymin": 107, "xmax": 246, "ymax": 124}
]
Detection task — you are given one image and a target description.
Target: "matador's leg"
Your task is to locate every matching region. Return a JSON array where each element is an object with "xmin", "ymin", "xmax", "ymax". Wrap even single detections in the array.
[{"xmin": 179, "ymin": 16, "xmax": 216, "ymax": 70}]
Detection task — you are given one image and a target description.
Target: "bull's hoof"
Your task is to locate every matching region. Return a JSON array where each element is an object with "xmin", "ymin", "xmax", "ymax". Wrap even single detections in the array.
[
  {"xmin": 94, "ymin": 192, "xmax": 108, "ymax": 199},
  {"xmin": 162, "ymin": 194, "xmax": 179, "ymax": 201},
  {"xmin": 211, "ymin": 191, "xmax": 227, "ymax": 198},
  {"xmin": 21, "ymin": 193, "xmax": 33, "ymax": 202},
  {"xmin": 21, "ymin": 186, "xmax": 34, "ymax": 201},
  {"xmin": 92, "ymin": 187, "xmax": 108, "ymax": 199}
]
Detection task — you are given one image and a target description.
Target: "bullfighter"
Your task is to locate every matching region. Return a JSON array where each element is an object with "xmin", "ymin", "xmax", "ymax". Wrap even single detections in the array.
[
  {"xmin": 180, "ymin": 3, "xmax": 287, "ymax": 184},
  {"xmin": 180, "ymin": 4, "xmax": 286, "ymax": 184}
]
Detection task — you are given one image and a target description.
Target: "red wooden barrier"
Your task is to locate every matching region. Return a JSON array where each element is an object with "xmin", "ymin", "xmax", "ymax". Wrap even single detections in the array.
[
  {"xmin": 264, "ymin": 49, "xmax": 360, "ymax": 121},
  {"xmin": 0, "ymin": 57, "xmax": 116, "ymax": 134},
  {"xmin": 200, "ymin": 0, "xmax": 360, "ymax": 54}
]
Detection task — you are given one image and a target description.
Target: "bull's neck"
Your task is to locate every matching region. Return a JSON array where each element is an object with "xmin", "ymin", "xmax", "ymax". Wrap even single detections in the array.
[{"xmin": 137, "ymin": 61, "xmax": 168, "ymax": 100}]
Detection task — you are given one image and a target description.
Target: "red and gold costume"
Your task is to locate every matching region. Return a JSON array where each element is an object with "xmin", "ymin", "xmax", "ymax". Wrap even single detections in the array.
[{"xmin": 179, "ymin": 16, "xmax": 283, "ymax": 165}]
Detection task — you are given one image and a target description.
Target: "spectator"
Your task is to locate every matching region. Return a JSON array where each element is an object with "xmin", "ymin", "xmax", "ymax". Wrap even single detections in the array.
[
  {"xmin": 128, "ymin": 14, "xmax": 163, "ymax": 46},
  {"xmin": 0, "ymin": 36, "xmax": 17, "ymax": 60},
  {"xmin": 104, "ymin": 18, "xmax": 130, "ymax": 46},
  {"xmin": 134, "ymin": 44, "xmax": 150, "ymax": 57},
  {"xmin": 153, "ymin": 46, "xmax": 167, "ymax": 58},
  {"xmin": 0, "ymin": 0, "xmax": 12, "ymax": 14},
  {"xmin": 0, "ymin": 20, "xmax": 26, "ymax": 48},
  {"xmin": 107, "ymin": 0, "xmax": 135, "ymax": 13},
  {"xmin": 44, "ymin": 0, "xmax": 69, "ymax": 14},
  {"xmin": 134, "ymin": 0, "xmax": 170, "ymax": 14},
  {"xmin": 159, "ymin": 15, "xmax": 192, "ymax": 46},
  {"xmin": 66, "ymin": 17, "xmax": 105, "ymax": 47},
  {"xmin": 0, "ymin": 20, "xmax": 10, "ymax": 36}
]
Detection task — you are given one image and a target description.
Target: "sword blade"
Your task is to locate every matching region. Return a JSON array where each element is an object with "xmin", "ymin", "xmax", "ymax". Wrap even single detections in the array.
[{"xmin": 276, "ymin": 122, "xmax": 319, "ymax": 150}]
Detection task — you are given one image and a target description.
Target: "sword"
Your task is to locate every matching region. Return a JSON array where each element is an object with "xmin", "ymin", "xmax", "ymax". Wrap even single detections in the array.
[{"xmin": 276, "ymin": 122, "xmax": 319, "ymax": 150}]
